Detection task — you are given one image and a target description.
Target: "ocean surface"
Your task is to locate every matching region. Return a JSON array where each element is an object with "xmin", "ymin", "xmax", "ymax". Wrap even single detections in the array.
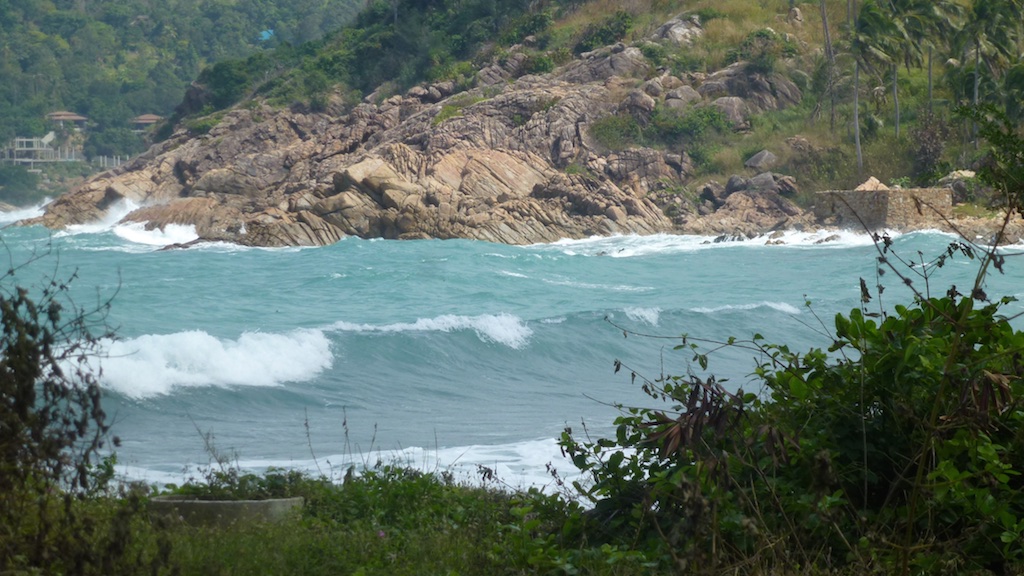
[{"xmin": 3, "ymin": 202, "xmax": 1023, "ymax": 491}]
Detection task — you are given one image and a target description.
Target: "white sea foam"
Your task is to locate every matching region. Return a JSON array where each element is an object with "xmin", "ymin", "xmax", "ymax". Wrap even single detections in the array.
[
  {"xmin": 91, "ymin": 328, "xmax": 333, "ymax": 398},
  {"xmin": 120, "ymin": 437, "xmax": 584, "ymax": 494},
  {"xmin": 60, "ymin": 199, "xmax": 140, "ymax": 235},
  {"xmin": 542, "ymin": 278, "xmax": 652, "ymax": 292},
  {"xmin": 623, "ymin": 306, "xmax": 661, "ymax": 326},
  {"xmin": 0, "ymin": 201, "xmax": 48, "ymax": 224},
  {"xmin": 112, "ymin": 221, "xmax": 199, "ymax": 246},
  {"xmin": 534, "ymin": 230, "xmax": 890, "ymax": 257},
  {"xmin": 329, "ymin": 313, "xmax": 533, "ymax": 349},
  {"xmin": 690, "ymin": 301, "xmax": 802, "ymax": 315},
  {"xmin": 498, "ymin": 270, "xmax": 529, "ymax": 278}
]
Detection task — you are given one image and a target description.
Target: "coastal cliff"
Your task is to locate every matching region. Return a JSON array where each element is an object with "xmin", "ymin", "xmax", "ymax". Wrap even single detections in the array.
[{"xmin": 29, "ymin": 20, "xmax": 814, "ymax": 247}]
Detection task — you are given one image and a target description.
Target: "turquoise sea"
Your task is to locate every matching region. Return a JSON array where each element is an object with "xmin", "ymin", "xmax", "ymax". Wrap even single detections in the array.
[{"xmin": 3, "ymin": 202, "xmax": 1022, "ymax": 489}]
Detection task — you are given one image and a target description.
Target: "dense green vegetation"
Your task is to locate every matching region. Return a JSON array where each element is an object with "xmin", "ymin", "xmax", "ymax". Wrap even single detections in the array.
[
  {"xmin": 4, "ymin": 1, "xmax": 1024, "ymax": 573},
  {"xmin": 0, "ymin": 0, "xmax": 362, "ymax": 153}
]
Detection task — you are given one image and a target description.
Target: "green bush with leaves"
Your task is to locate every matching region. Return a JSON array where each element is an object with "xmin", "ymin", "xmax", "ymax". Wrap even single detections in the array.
[
  {"xmin": 0, "ymin": 165, "xmax": 43, "ymax": 206},
  {"xmin": 561, "ymin": 106, "xmax": 1024, "ymax": 574},
  {"xmin": 573, "ymin": 10, "xmax": 633, "ymax": 54},
  {"xmin": 726, "ymin": 28, "xmax": 799, "ymax": 75},
  {"xmin": 0, "ymin": 262, "xmax": 172, "ymax": 574},
  {"xmin": 589, "ymin": 105, "xmax": 730, "ymax": 171}
]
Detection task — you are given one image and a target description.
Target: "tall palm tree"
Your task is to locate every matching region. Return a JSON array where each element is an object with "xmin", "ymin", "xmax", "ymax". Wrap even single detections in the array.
[
  {"xmin": 849, "ymin": 0, "xmax": 897, "ymax": 170},
  {"xmin": 1004, "ymin": 62, "xmax": 1024, "ymax": 122},
  {"xmin": 953, "ymin": 0, "xmax": 1023, "ymax": 145},
  {"xmin": 884, "ymin": 0, "xmax": 963, "ymax": 135},
  {"xmin": 956, "ymin": 0, "xmax": 1024, "ymax": 108},
  {"xmin": 819, "ymin": 0, "xmax": 838, "ymax": 130}
]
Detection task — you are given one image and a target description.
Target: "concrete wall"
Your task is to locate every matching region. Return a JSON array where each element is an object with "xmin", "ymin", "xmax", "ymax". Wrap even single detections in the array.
[{"xmin": 815, "ymin": 188, "xmax": 952, "ymax": 231}]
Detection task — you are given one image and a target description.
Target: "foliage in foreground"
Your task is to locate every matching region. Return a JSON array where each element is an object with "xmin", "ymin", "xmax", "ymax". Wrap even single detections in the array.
[
  {"xmin": 0, "ymin": 256, "xmax": 174, "ymax": 574},
  {"xmin": 559, "ymin": 106, "xmax": 1024, "ymax": 575}
]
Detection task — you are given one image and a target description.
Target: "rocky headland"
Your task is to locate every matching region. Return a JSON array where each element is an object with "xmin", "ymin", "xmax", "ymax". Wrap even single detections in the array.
[{"xmin": 24, "ymin": 17, "xmax": 1018, "ymax": 247}]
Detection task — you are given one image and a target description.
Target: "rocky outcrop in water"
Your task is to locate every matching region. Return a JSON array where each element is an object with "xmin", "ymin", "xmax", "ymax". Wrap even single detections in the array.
[{"xmin": 29, "ymin": 20, "xmax": 810, "ymax": 247}]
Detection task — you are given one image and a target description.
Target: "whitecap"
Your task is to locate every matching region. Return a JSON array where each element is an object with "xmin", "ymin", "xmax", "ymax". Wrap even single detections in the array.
[
  {"xmin": 59, "ymin": 199, "xmax": 140, "ymax": 236},
  {"xmin": 0, "ymin": 201, "xmax": 49, "ymax": 224},
  {"xmin": 112, "ymin": 222, "xmax": 199, "ymax": 246},
  {"xmin": 123, "ymin": 437, "xmax": 585, "ymax": 494},
  {"xmin": 88, "ymin": 328, "xmax": 333, "ymax": 398},
  {"xmin": 328, "ymin": 313, "xmax": 533, "ymax": 349},
  {"xmin": 623, "ymin": 306, "xmax": 661, "ymax": 326},
  {"xmin": 498, "ymin": 271, "xmax": 529, "ymax": 279},
  {"xmin": 542, "ymin": 278, "xmax": 652, "ymax": 292},
  {"xmin": 690, "ymin": 301, "xmax": 802, "ymax": 315},
  {"xmin": 529, "ymin": 231, "xmax": 889, "ymax": 257}
]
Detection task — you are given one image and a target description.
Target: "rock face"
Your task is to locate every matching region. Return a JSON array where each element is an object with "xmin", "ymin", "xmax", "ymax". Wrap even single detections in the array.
[{"xmin": 29, "ymin": 24, "xmax": 811, "ymax": 247}]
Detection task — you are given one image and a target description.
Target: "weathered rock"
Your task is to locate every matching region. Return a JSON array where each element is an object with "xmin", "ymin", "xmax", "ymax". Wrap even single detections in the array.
[
  {"xmin": 787, "ymin": 7, "xmax": 803, "ymax": 25},
  {"xmin": 27, "ymin": 33, "xmax": 822, "ymax": 248},
  {"xmin": 697, "ymin": 62, "xmax": 802, "ymax": 113},
  {"xmin": 747, "ymin": 172, "xmax": 779, "ymax": 193},
  {"xmin": 855, "ymin": 176, "xmax": 888, "ymax": 191},
  {"xmin": 679, "ymin": 188, "xmax": 808, "ymax": 237},
  {"xmin": 710, "ymin": 97, "xmax": 751, "ymax": 129},
  {"xmin": 558, "ymin": 45, "xmax": 650, "ymax": 84},
  {"xmin": 651, "ymin": 15, "xmax": 703, "ymax": 45},
  {"xmin": 776, "ymin": 174, "xmax": 800, "ymax": 197},
  {"xmin": 619, "ymin": 90, "xmax": 657, "ymax": 119},
  {"xmin": 665, "ymin": 85, "xmax": 701, "ymax": 106},
  {"xmin": 699, "ymin": 180, "xmax": 728, "ymax": 208},
  {"xmin": 744, "ymin": 149, "xmax": 778, "ymax": 171},
  {"xmin": 725, "ymin": 175, "xmax": 748, "ymax": 194}
]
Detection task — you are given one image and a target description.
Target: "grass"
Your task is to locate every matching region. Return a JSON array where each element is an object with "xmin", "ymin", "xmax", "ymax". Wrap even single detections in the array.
[
  {"xmin": 82, "ymin": 463, "xmax": 676, "ymax": 576},
  {"xmin": 432, "ymin": 95, "xmax": 487, "ymax": 126},
  {"xmin": 161, "ymin": 467, "xmax": 516, "ymax": 575}
]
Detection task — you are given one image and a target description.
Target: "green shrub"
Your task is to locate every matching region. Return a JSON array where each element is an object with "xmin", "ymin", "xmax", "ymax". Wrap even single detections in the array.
[
  {"xmin": 522, "ymin": 53, "xmax": 555, "ymax": 75},
  {"xmin": 561, "ymin": 106, "xmax": 1024, "ymax": 573},
  {"xmin": 726, "ymin": 28, "xmax": 798, "ymax": 74},
  {"xmin": 0, "ymin": 165, "xmax": 43, "ymax": 206},
  {"xmin": 185, "ymin": 113, "xmax": 225, "ymax": 135},
  {"xmin": 589, "ymin": 106, "xmax": 731, "ymax": 169},
  {"xmin": 692, "ymin": 8, "xmax": 726, "ymax": 24},
  {"xmin": 0, "ymin": 264, "xmax": 170, "ymax": 574},
  {"xmin": 432, "ymin": 94, "xmax": 486, "ymax": 126},
  {"xmin": 588, "ymin": 113, "xmax": 643, "ymax": 149},
  {"xmin": 574, "ymin": 10, "xmax": 633, "ymax": 54},
  {"xmin": 501, "ymin": 11, "xmax": 554, "ymax": 45}
]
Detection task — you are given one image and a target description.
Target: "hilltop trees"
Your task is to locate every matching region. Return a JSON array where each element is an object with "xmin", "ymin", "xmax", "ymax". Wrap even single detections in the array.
[{"xmin": 0, "ymin": 0, "xmax": 363, "ymax": 152}]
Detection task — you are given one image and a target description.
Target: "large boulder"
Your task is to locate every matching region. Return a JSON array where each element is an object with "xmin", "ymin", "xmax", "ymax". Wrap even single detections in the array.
[{"xmin": 651, "ymin": 15, "xmax": 704, "ymax": 45}]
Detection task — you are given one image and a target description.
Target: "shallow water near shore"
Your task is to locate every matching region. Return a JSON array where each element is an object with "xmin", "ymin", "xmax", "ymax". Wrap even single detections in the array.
[{"xmin": 3, "ymin": 209, "xmax": 1023, "ymax": 490}]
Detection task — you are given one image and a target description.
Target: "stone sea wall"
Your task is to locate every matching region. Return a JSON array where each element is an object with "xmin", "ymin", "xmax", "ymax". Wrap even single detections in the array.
[{"xmin": 815, "ymin": 188, "xmax": 952, "ymax": 231}]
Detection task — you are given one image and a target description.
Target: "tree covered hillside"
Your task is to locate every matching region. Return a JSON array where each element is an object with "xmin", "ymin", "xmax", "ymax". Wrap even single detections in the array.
[{"xmin": 0, "ymin": 0, "xmax": 362, "ymax": 155}]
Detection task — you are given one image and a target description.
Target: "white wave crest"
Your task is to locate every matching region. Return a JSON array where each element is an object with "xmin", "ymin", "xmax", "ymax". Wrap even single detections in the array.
[
  {"xmin": 123, "ymin": 437, "xmax": 581, "ymax": 494},
  {"xmin": 112, "ymin": 221, "xmax": 199, "ymax": 246},
  {"xmin": 93, "ymin": 329, "xmax": 333, "ymax": 398},
  {"xmin": 532, "ymin": 231, "xmax": 888, "ymax": 257},
  {"xmin": 60, "ymin": 199, "xmax": 140, "ymax": 235},
  {"xmin": 329, "ymin": 313, "xmax": 533, "ymax": 349},
  {"xmin": 542, "ymin": 278, "xmax": 652, "ymax": 292},
  {"xmin": 0, "ymin": 201, "xmax": 49, "ymax": 224},
  {"xmin": 498, "ymin": 270, "xmax": 529, "ymax": 278},
  {"xmin": 691, "ymin": 301, "xmax": 802, "ymax": 315},
  {"xmin": 623, "ymin": 306, "xmax": 661, "ymax": 325}
]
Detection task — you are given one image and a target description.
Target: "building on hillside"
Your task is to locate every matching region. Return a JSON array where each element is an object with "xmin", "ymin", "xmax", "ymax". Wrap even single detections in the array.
[
  {"xmin": 132, "ymin": 114, "xmax": 163, "ymax": 133},
  {"xmin": 0, "ymin": 132, "xmax": 83, "ymax": 168},
  {"xmin": 46, "ymin": 111, "xmax": 88, "ymax": 131}
]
